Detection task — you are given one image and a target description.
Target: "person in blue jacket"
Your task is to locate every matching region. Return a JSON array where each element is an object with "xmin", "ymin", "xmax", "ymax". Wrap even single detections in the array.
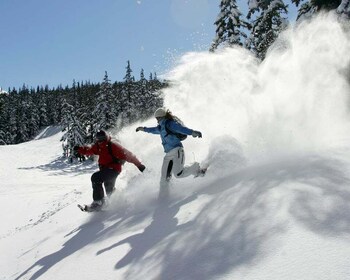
[{"xmin": 136, "ymin": 108, "xmax": 205, "ymax": 196}]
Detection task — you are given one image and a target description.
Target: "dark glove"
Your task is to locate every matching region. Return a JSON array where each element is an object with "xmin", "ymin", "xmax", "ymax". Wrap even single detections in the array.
[
  {"xmin": 73, "ymin": 146, "xmax": 80, "ymax": 157},
  {"xmin": 73, "ymin": 145, "xmax": 80, "ymax": 152},
  {"xmin": 136, "ymin": 127, "xmax": 144, "ymax": 132},
  {"xmin": 138, "ymin": 164, "xmax": 146, "ymax": 172},
  {"xmin": 192, "ymin": 130, "xmax": 202, "ymax": 138}
]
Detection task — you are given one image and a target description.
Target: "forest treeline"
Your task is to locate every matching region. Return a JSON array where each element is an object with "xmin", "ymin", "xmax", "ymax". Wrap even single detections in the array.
[{"xmin": 0, "ymin": 61, "xmax": 166, "ymax": 160}]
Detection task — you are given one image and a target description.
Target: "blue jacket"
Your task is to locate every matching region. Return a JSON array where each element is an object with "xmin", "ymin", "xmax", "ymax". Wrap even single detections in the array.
[{"xmin": 144, "ymin": 119, "xmax": 194, "ymax": 153}]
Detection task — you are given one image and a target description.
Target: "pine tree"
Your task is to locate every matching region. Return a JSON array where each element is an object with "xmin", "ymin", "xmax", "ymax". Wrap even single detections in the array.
[
  {"xmin": 37, "ymin": 86, "xmax": 48, "ymax": 127},
  {"xmin": 337, "ymin": 0, "xmax": 350, "ymax": 18},
  {"xmin": 135, "ymin": 69, "xmax": 150, "ymax": 120},
  {"xmin": 0, "ymin": 91, "xmax": 7, "ymax": 144},
  {"xmin": 60, "ymin": 100, "xmax": 86, "ymax": 161},
  {"xmin": 247, "ymin": 0, "xmax": 289, "ymax": 59},
  {"xmin": 27, "ymin": 89, "xmax": 40, "ymax": 138},
  {"xmin": 210, "ymin": 0, "xmax": 250, "ymax": 51},
  {"xmin": 51, "ymin": 85, "xmax": 65, "ymax": 124},
  {"xmin": 292, "ymin": 0, "xmax": 344, "ymax": 19},
  {"xmin": 121, "ymin": 61, "xmax": 136, "ymax": 124},
  {"xmin": 78, "ymin": 81, "xmax": 97, "ymax": 143},
  {"xmin": 93, "ymin": 71, "xmax": 116, "ymax": 131},
  {"xmin": 2, "ymin": 63, "xmax": 167, "ymax": 145},
  {"xmin": 4, "ymin": 90, "xmax": 17, "ymax": 144},
  {"xmin": 309, "ymin": 0, "xmax": 341, "ymax": 10}
]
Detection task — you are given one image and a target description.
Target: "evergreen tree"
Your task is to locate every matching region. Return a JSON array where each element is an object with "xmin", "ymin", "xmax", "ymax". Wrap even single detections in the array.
[
  {"xmin": 121, "ymin": 61, "xmax": 136, "ymax": 124},
  {"xmin": 337, "ymin": 0, "xmax": 350, "ymax": 18},
  {"xmin": 27, "ymin": 89, "xmax": 40, "ymax": 138},
  {"xmin": 93, "ymin": 71, "xmax": 116, "ymax": 131},
  {"xmin": 13, "ymin": 85, "xmax": 31, "ymax": 143},
  {"xmin": 135, "ymin": 69, "xmax": 150, "ymax": 120},
  {"xmin": 78, "ymin": 81, "xmax": 96, "ymax": 143},
  {"xmin": 247, "ymin": 0, "xmax": 289, "ymax": 59},
  {"xmin": 60, "ymin": 100, "xmax": 86, "ymax": 161},
  {"xmin": 2, "ymin": 65, "xmax": 167, "ymax": 146},
  {"xmin": 52, "ymin": 85, "xmax": 65, "ymax": 124},
  {"xmin": 292, "ymin": 0, "xmax": 344, "ymax": 19},
  {"xmin": 37, "ymin": 86, "xmax": 48, "ymax": 127},
  {"xmin": 210, "ymin": 0, "xmax": 250, "ymax": 51},
  {"xmin": 0, "ymin": 91, "xmax": 7, "ymax": 144},
  {"xmin": 4, "ymin": 91, "xmax": 17, "ymax": 144}
]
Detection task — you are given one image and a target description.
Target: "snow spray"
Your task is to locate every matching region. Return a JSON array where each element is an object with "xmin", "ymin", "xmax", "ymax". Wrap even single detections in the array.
[
  {"xmin": 119, "ymin": 13, "xmax": 350, "ymax": 208},
  {"xmin": 163, "ymin": 13, "xmax": 350, "ymax": 164}
]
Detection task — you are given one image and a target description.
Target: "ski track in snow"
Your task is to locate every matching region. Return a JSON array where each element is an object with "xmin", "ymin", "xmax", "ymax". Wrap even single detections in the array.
[{"xmin": 0, "ymin": 189, "xmax": 83, "ymax": 240}]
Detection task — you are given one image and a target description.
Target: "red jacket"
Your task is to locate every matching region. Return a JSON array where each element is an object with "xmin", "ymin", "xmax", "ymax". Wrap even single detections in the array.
[{"xmin": 78, "ymin": 139, "xmax": 142, "ymax": 173}]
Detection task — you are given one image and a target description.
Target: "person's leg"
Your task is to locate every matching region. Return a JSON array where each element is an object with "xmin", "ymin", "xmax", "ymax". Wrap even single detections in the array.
[
  {"xmin": 103, "ymin": 169, "xmax": 119, "ymax": 197},
  {"xmin": 91, "ymin": 171, "xmax": 105, "ymax": 201},
  {"xmin": 159, "ymin": 150, "xmax": 176, "ymax": 199},
  {"xmin": 172, "ymin": 147, "xmax": 200, "ymax": 178},
  {"xmin": 160, "ymin": 151, "xmax": 175, "ymax": 186}
]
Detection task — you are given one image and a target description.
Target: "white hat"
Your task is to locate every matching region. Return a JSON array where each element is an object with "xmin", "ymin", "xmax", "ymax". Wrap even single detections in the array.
[{"xmin": 154, "ymin": 108, "xmax": 167, "ymax": 118}]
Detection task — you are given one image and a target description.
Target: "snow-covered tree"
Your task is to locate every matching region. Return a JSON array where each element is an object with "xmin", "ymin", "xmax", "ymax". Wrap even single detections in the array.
[
  {"xmin": 121, "ymin": 61, "xmax": 136, "ymax": 124},
  {"xmin": 210, "ymin": 0, "xmax": 250, "ymax": 51},
  {"xmin": 292, "ymin": 0, "xmax": 343, "ymax": 20},
  {"xmin": 93, "ymin": 71, "xmax": 116, "ymax": 131},
  {"xmin": 4, "ymin": 92, "xmax": 17, "ymax": 144},
  {"xmin": 37, "ymin": 86, "xmax": 48, "ymax": 127},
  {"xmin": 27, "ymin": 92, "xmax": 40, "ymax": 138},
  {"xmin": 60, "ymin": 100, "xmax": 87, "ymax": 161},
  {"xmin": 0, "ymin": 92, "xmax": 7, "ymax": 144},
  {"xmin": 134, "ymin": 69, "xmax": 148, "ymax": 120},
  {"xmin": 247, "ymin": 0, "xmax": 289, "ymax": 59},
  {"xmin": 2, "ymin": 64, "xmax": 166, "ymax": 145},
  {"xmin": 337, "ymin": 0, "xmax": 350, "ymax": 18}
]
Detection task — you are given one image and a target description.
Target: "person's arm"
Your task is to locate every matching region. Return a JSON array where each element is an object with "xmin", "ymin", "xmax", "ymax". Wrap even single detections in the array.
[
  {"xmin": 136, "ymin": 125, "xmax": 161, "ymax": 134},
  {"xmin": 167, "ymin": 121, "xmax": 202, "ymax": 138},
  {"xmin": 112, "ymin": 143, "xmax": 145, "ymax": 172},
  {"xmin": 77, "ymin": 144, "xmax": 98, "ymax": 156}
]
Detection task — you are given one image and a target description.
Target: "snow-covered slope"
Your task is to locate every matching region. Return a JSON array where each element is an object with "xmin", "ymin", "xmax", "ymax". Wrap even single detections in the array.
[{"xmin": 1, "ymin": 13, "xmax": 350, "ymax": 280}]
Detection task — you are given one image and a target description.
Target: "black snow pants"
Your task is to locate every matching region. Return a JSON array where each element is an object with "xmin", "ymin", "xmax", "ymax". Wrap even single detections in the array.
[{"xmin": 91, "ymin": 168, "xmax": 119, "ymax": 201}]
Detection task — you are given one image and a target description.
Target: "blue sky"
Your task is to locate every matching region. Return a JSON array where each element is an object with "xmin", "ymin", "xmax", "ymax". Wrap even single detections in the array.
[{"xmin": 0, "ymin": 0, "xmax": 220, "ymax": 90}]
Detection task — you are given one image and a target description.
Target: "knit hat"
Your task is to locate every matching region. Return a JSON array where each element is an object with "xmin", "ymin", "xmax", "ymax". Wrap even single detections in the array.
[
  {"xmin": 154, "ymin": 108, "xmax": 167, "ymax": 118},
  {"xmin": 96, "ymin": 130, "xmax": 107, "ymax": 142}
]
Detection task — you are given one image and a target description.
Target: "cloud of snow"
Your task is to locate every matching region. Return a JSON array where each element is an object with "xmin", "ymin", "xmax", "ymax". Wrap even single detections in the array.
[
  {"xmin": 162, "ymin": 13, "xmax": 350, "ymax": 164},
  {"xmin": 114, "ymin": 13, "xmax": 350, "ymax": 214}
]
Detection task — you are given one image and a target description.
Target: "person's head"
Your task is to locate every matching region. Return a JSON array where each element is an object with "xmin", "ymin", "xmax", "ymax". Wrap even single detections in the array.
[
  {"xmin": 154, "ymin": 107, "xmax": 167, "ymax": 123},
  {"xmin": 95, "ymin": 130, "xmax": 108, "ymax": 143}
]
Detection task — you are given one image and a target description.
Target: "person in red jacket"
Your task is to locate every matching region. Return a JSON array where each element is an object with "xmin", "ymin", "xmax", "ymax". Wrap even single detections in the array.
[{"xmin": 74, "ymin": 130, "xmax": 145, "ymax": 210}]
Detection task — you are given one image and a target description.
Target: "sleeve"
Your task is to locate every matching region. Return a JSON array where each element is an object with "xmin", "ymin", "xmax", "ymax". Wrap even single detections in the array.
[
  {"xmin": 112, "ymin": 143, "xmax": 142, "ymax": 167},
  {"xmin": 143, "ymin": 126, "xmax": 161, "ymax": 134},
  {"xmin": 78, "ymin": 144, "xmax": 98, "ymax": 156},
  {"xmin": 167, "ymin": 120, "xmax": 194, "ymax": 135}
]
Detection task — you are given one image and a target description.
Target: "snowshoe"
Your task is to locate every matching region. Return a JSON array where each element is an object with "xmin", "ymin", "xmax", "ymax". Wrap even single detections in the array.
[
  {"xmin": 195, "ymin": 167, "xmax": 208, "ymax": 178},
  {"xmin": 78, "ymin": 200, "xmax": 104, "ymax": 212}
]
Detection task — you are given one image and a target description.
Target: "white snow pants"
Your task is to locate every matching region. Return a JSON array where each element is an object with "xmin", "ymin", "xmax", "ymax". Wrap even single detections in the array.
[{"xmin": 160, "ymin": 147, "xmax": 200, "ymax": 187}]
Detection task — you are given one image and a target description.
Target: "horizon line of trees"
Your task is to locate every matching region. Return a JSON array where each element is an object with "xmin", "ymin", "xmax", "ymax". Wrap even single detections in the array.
[
  {"xmin": 0, "ymin": 61, "xmax": 166, "ymax": 160},
  {"xmin": 210, "ymin": 0, "xmax": 349, "ymax": 59}
]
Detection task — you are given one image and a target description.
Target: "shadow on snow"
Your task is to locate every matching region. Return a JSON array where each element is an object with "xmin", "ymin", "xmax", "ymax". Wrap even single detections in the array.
[
  {"xmin": 18, "ymin": 156, "xmax": 97, "ymax": 176},
  {"xmin": 15, "ymin": 153, "xmax": 350, "ymax": 280}
]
